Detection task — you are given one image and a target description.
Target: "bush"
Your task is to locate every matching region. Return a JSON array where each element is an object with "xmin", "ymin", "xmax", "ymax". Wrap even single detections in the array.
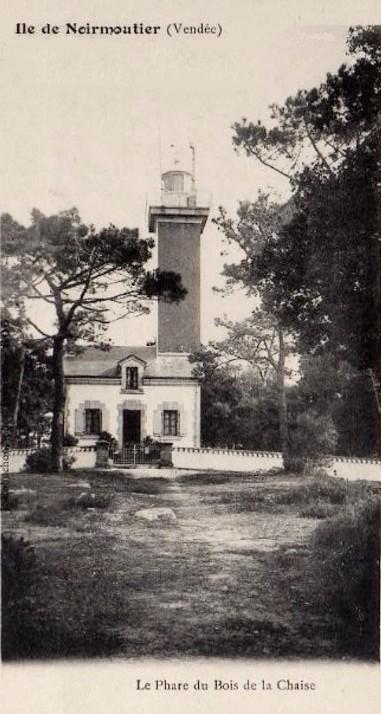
[
  {"xmin": 298, "ymin": 501, "xmax": 336, "ymax": 519},
  {"xmin": 311, "ymin": 495, "xmax": 380, "ymax": 659},
  {"xmin": 1, "ymin": 535, "xmax": 37, "ymax": 659},
  {"xmin": 24, "ymin": 503, "xmax": 67, "ymax": 527},
  {"xmin": 64, "ymin": 492, "xmax": 112, "ymax": 510},
  {"xmin": 25, "ymin": 447, "xmax": 76, "ymax": 473},
  {"xmin": 1, "ymin": 534, "xmax": 122, "ymax": 659},
  {"xmin": 63, "ymin": 433, "xmax": 79, "ymax": 446},
  {"xmin": 142, "ymin": 436, "xmax": 162, "ymax": 462},
  {"xmin": 99, "ymin": 431, "xmax": 118, "ymax": 453},
  {"xmin": 275, "ymin": 477, "xmax": 348, "ymax": 506},
  {"xmin": 1, "ymin": 476, "xmax": 19, "ymax": 511},
  {"xmin": 285, "ymin": 411, "xmax": 338, "ymax": 474},
  {"xmin": 1, "ymin": 492, "xmax": 19, "ymax": 511}
]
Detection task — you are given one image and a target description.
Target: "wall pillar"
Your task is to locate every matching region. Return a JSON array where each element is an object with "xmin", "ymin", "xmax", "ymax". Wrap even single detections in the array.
[{"xmin": 95, "ymin": 440, "xmax": 110, "ymax": 468}]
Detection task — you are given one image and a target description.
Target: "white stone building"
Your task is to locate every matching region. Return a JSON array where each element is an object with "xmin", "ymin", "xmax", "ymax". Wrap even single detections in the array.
[
  {"xmin": 64, "ymin": 347, "xmax": 201, "ymax": 448},
  {"xmin": 63, "ymin": 156, "xmax": 209, "ymax": 450}
]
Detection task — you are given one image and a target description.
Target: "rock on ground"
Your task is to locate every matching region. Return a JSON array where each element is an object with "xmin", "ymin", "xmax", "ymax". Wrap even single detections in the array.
[
  {"xmin": 9, "ymin": 488, "xmax": 36, "ymax": 495},
  {"xmin": 76, "ymin": 491, "xmax": 96, "ymax": 506},
  {"xmin": 135, "ymin": 507, "xmax": 177, "ymax": 524}
]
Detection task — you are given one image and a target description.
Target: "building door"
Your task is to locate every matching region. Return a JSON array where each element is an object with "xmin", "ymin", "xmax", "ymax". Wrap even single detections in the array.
[{"xmin": 123, "ymin": 410, "xmax": 141, "ymax": 444}]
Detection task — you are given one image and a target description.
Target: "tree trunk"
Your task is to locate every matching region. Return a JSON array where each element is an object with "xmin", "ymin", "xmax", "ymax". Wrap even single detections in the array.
[
  {"xmin": 50, "ymin": 336, "xmax": 66, "ymax": 472},
  {"xmin": 277, "ymin": 328, "xmax": 291, "ymax": 470},
  {"xmin": 11, "ymin": 345, "xmax": 26, "ymax": 445}
]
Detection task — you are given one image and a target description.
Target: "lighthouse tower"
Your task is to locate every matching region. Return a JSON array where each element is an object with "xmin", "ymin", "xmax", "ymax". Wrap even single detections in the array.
[{"xmin": 148, "ymin": 147, "xmax": 209, "ymax": 353}]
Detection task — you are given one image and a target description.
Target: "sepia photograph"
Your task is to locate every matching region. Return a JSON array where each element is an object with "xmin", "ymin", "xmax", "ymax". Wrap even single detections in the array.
[{"xmin": 1, "ymin": 1, "xmax": 380, "ymax": 712}]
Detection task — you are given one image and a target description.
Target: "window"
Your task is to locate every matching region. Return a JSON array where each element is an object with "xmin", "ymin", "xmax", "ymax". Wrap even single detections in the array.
[
  {"xmin": 85, "ymin": 408, "xmax": 102, "ymax": 435},
  {"xmin": 164, "ymin": 173, "xmax": 184, "ymax": 193},
  {"xmin": 125, "ymin": 366, "xmax": 139, "ymax": 390},
  {"xmin": 163, "ymin": 410, "xmax": 179, "ymax": 436}
]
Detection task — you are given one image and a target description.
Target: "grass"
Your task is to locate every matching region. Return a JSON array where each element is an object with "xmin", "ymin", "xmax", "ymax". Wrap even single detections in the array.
[{"xmin": 2, "ymin": 468, "xmax": 379, "ymax": 661}]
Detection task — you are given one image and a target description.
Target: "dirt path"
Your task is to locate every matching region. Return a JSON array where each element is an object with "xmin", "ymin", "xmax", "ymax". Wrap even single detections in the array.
[{"xmin": 2, "ymin": 470, "xmax": 342, "ymax": 659}]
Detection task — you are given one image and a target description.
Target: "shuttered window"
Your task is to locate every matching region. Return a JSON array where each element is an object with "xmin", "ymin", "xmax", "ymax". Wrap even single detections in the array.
[
  {"xmin": 162, "ymin": 410, "xmax": 179, "ymax": 436},
  {"xmin": 85, "ymin": 408, "xmax": 102, "ymax": 435}
]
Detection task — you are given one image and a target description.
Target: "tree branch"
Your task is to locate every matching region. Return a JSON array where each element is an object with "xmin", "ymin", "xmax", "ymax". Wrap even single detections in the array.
[
  {"xmin": 247, "ymin": 146, "xmax": 292, "ymax": 180},
  {"xmin": 303, "ymin": 116, "xmax": 334, "ymax": 174},
  {"xmin": 25, "ymin": 318, "xmax": 54, "ymax": 339}
]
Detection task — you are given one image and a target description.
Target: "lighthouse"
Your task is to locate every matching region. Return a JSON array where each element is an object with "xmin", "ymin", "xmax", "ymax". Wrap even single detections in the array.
[{"xmin": 148, "ymin": 146, "xmax": 210, "ymax": 353}]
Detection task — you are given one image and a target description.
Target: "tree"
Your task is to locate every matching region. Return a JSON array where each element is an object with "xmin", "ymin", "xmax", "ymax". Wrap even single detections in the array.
[
  {"xmin": 230, "ymin": 26, "xmax": 380, "ymax": 375},
  {"xmin": 1, "ymin": 312, "xmax": 54, "ymax": 446},
  {"xmin": 232, "ymin": 26, "xmax": 380, "ymax": 182},
  {"xmin": 190, "ymin": 346, "xmax": 281, "ymax": 450},
  {"xmin": 211, "ymin": 311, "xmax": 294, "ymax": 465},
  {"xmin": 217, "ymin": 26, "xmax": 380, "ymax": 456},
  {"xmin": 1, "ymin": 208, "xmax": 186, "ymax": 471},
  {"xmin": 214, "ymin": 195, "xmax": 296, "ymax": 466},
  {"xmin": 189, "ymin": 348, "xmax": 244, "ymax": 447},
  {"xmin": 291, "ymin": 354, "xmax": 379, "ymax": 456}
]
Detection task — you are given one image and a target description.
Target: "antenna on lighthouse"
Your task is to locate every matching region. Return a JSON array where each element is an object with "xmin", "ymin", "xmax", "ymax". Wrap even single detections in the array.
[{"xmin": 189, "ymin": 142, "xmax": 196, "ymax": 191}]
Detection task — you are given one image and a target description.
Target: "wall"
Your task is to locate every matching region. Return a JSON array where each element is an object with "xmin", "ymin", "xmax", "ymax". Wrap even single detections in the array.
[
  {"xmin": 172, "ymin": 447, "xmax": 381, "ymax": 481},
  {"xmin": 327, "ymin": 457, "xmax": 381, "ymax": 481},
  {"xmin": 65, "ymin": 381, "xmax": 200, "ymax": 448},
  {"xmin": 173, "ymin": 447, "xmax": 282, "ymax": 472},
  {"xmin": 5, "ymin": 444, "xmax": 380, "ymax": 480},
  {"xmin": 4, "ymin": 446, "xmax": 97, "ymax": 473}
]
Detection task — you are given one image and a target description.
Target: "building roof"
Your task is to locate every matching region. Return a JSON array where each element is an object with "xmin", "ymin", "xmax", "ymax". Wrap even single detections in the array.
[{"xmin": 64, "ymin": 345, "xmax": 196, "ymax": 380}]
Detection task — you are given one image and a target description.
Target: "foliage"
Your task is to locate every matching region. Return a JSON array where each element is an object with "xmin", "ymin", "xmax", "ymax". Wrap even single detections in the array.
[
  {"xmin": 237, "ymin": 391, "xmax": 281, "ymax": 451},
  {"xmin": 215, "ymin": 27, "xmax": 380, "ymax": 457},
  {"xmin": 214, "ymin": 312, "xmax": 292, "ymax": 462},
  {"xmin": 232, "ymin": 26, "xmax": 380, "ymax": 181},
  {"xmin": 291, "ymin": 354, "xmax": 379, "ymax": 456},
  {"xmin": 191, "ymin": 343, "xmax": 293, "ymax": 450},
  {"xmin": 1, "ymin": 490, "xmax": 19, "ymax": 512},
  {"xmin": 63, "ymin": 433, "xmax": 79, "ymax": 447},
  {"xmin": 229, "ymin": 27, "xmax": 380, "ymax": 374},
  {"xmin": 24, "ymin": 503, "xmax": 68, "ymax": 527},
  {"xmin": 311, "ymin": 495, "xmax": 380, "ymax": 659},
  {"xmin": 274, "ymin": 477, "xmax": 348, "ymax": 506},
  {"xmin": 214, "ymin": 310, "xmax": 294, "ymax": 385},
  {"xmin": 64, "ymin": 492, "xmax": 112, "ymax": 510},
  {"xmin": 25, "ymin": 446, "xmax": 76, "ymax": 473},
  {"xmin": 24, "ymin": 493, "xmax": 112, "ymax": 526},
  {"xmin": 298, "ymin": 502, "xmax": 336, "ymax": 519},
  {"xmin": 1, "ymin": 311, "xmax": 54, "ymax": 446},
  {"xmin": 1, "ymin": 535, "xmax": 37, "ymax": 659},
  {"xmin": 190, "ymin": 348, "xmax": 245, "ymax": 447},
  {"xmin": 98, "ymin": 431, "xmax": 118, "ymax": 452},
  {"xmin": 285, "ymin": 410, "xmax": 338, "ymax": 474},
  {"xmin": 1, "ymin": 533, "xmax": 122, "ymax": 660}
]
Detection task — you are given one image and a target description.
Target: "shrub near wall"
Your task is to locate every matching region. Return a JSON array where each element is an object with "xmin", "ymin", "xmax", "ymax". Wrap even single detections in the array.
[
  {"xmin": 285, "ymin": 411, "xmax": 338, "ymax": 474},
  {"xmin": 25, "ymin": 447, "xmax": 76, "ymax": 473}
]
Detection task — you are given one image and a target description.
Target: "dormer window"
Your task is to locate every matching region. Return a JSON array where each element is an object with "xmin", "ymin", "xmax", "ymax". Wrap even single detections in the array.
[
  {"xmin": 118, "ymin": 354, "xmax": 146, "ymax": 392},
  {"xmin": 125, "ymin": 366, "xmax": 138, "ymax": 390}
]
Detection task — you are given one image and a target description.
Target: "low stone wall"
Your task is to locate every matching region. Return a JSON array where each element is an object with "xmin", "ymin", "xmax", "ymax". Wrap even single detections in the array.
[
  {"xmin": 172, "ymin": 447, "xmax": 381, "ymax": 481},
  {"xmin": 172, "ymin": 447, "xmax": 283, "ymax": 472},
  {"xmin": 3, "ymin": 449, "xmax": 35, "ymax": 474},
  {"xmin": 67, "ymin": 446, "xmax": 97, "ymax": 469},
  {"xmin": 328, "ymin": 457, "xmax": 381, "ymax": 481},
  {"xmin": 4, "ymin": 445, "xmax": 380, "ymax": 481},
  {"xmin": 4, "ymin": 446, "xmax": 97, "ymax": 473}
]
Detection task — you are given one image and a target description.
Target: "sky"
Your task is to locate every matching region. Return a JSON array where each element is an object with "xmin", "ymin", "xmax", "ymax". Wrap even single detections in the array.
[{"xmin": 0, "ymin": 1, "xmax": 364, "ymax": 346}]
